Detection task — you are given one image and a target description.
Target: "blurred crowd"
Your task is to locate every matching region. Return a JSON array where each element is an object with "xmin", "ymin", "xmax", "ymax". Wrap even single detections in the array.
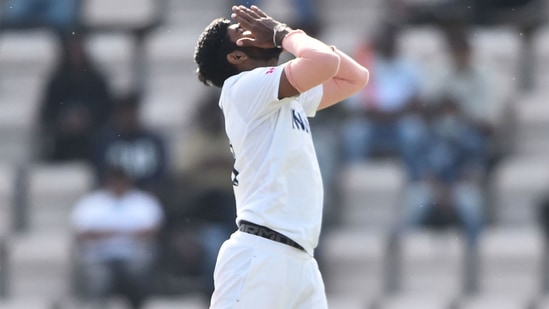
[{"xmin": 1, "ymin": 0, "xmax": 549, "ymax": 308}]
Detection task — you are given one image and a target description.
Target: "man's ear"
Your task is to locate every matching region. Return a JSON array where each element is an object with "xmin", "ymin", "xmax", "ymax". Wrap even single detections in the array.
[{"xmin": 227, "ymin": 50, "xmax": 247, "ymax": 65}]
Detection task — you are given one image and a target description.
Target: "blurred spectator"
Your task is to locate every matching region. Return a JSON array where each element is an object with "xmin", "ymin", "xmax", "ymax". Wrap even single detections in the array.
[
  {"xmin": 431, "ymin": 29, "xmax": 497, "ymax": 166},
  {"xmin": 71, "ymin": 166, "xmax": 164, "ymax": 309},
  {"xmin": 402, "ymin": 30, "xmax": 490, "ymax": 248},
  {"xmin": 474, "ymin": 0, "xmax": 544, "ymax": 26},
  {"xmin": 310, "ymin": 104, "xmax": 346, "ymax": 227},
  {"xmin": 538, "ymin": 191, "xmax": 549, "ymax": 291},
  {"xmin": 387, "ymin": 0, "xmax": 545, "ymax": 29},
  {"xmin": 231, "ymin": 0, "xmax": 321, "ymax": 35},
  {"xmin": 38, "ymin": 34, "xmax": 113, "ymax": 162},
  {"xmin": 386, "ymin": 0, "xmax": 546, "ymax": 91},
  {"xmin": 0, "ymin": 0, "xmax": 80, "ymax": 33},
  {"xmin": 340, "ymin": 22, "xmax": 428, "ymax": 181},
  {"xmin": 309, "ymin": 104, "xmax": 346, "ymax": 275},
  {"xmin": 386, "ymin": 0, "xmax": 472, "ymax": 25},
  {"xmin": 159, "ymin": 89, "xmax": 235, "ymax": 300},
  {"xmin": 92, "ymin": 92, "xmax": 168, "ymax": 195}
]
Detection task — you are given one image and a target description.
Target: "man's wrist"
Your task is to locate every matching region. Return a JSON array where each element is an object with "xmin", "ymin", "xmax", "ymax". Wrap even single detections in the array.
[{"xmin": 273, "ymin": 23, "xmax": 290, "ymax": 48}]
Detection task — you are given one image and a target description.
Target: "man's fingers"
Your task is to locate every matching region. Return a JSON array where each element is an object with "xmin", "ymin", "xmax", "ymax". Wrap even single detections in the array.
[
  {"xmin": 231, "ymin": 11, "xmax": 254, "ymax": 30},
  {"xmin": 232, "ymin": 6, "xmax": 252, "ymax": 20},
  {"xmin": 232, "ymin": 5, "xmax": 258, "ymax": 22},
  {"xmin": 250, "ymin": 5, "xmax": 268, "ymax": 18},
  {"xmin": 232, "ymin": 7, "xmax": 258, "ymax": 29},
  {"xmin": 240, "ymin": 5, "xmax": 262, "ymax": 19}
]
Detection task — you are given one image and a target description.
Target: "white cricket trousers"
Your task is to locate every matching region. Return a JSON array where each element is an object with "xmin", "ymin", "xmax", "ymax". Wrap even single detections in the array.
[{"xmin": 209, "ymin": 230, "xmax": 328, "ymax": 309}]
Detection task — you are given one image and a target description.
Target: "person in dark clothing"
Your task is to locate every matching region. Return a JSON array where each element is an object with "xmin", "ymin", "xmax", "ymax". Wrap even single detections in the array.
[
  {"xmin": 39, "ymin": 34, "xmax": 112, "ymax": 162},
  {"xmin": 92, "ymin": 92, "xmax": 168, "ymax": 195}
]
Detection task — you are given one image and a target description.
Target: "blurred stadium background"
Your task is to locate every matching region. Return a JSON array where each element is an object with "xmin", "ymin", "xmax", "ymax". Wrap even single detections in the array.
[{"xmin": 1, "ymin": 0, "xmax": 549, "ymax": 308}]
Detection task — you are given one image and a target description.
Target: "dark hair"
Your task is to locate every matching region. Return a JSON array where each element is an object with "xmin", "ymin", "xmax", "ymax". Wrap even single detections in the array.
[{"xmin": 194, "ymin": 18, "xmax": 240, "ymax": 88}]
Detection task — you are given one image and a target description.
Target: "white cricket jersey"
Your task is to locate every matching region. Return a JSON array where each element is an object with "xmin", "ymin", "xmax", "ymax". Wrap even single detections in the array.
[{"xmin": 220, "ymin": 64, "xmax": 324, "ymax": 255}]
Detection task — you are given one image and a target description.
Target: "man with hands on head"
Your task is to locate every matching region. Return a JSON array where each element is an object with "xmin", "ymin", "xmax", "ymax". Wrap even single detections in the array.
[{"xmin": 194, "ymin": 5, "xmax": 369, "ymax": 309}]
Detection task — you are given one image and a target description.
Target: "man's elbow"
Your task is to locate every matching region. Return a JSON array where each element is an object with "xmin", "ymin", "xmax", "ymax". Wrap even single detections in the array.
[
  {"xmin": 358, "ymin": 67, "xmax": 369, "ymax": 88},
  {"xmin": 323, "ymin": 52, "xmax": 341, "ymax": 79},
  {"xmin": 347, "ymin": 67, "xmax": 369, "ymax": 94}
]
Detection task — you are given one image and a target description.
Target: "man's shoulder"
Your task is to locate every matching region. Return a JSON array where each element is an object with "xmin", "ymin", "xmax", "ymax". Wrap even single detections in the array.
[
  {"xmin": 73, "ymin": 190, "xmax": 110, "ymax": 213},
  {"xmin": 225, "ymin": 66, "xmax": 283, "ymax": 88}
]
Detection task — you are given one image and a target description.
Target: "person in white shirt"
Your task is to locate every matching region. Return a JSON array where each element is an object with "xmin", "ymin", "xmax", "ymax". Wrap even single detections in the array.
[
  {"xmin": 341, "ymin": 22, "xmax": 428, "ymax": 181},
  {"xmin": 194, "ymin": 5, "xmax": 369, "ymax": 308},
  {"xmin": 71, "ymin": 166, "xmax": 164, "ymax": 309}
]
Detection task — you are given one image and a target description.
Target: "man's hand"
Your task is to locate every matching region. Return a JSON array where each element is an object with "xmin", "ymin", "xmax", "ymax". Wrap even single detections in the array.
[{"xmin": 231, "ymin": 5, "xmax": 287, "ymax": 49}]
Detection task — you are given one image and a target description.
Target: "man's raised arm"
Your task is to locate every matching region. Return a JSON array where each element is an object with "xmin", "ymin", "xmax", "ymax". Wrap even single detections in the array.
[{"xmin": 318, "ymin": 47, "xmax": 369, "ymax": 111}]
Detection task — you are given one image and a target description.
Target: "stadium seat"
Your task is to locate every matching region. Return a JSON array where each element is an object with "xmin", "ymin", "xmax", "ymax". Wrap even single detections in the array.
[
  {"xmin": 7, "ymin": 163, "xmax": 93, "ymax": 303},
  {"xmin": 143, "ymin": 27, "xmax": 203, "ymax": 133},
  {"xmin": 477, "ymin": 227, "xmax": 544, "ymax": 298},
  {"xmin": 9, "ymin": 231, "xmax": 72, "ymax": 302},
  {"xmin": 0, "ymin": 95, "xmax": 38, "ymax": 164},
  {"xmin": 472, "ymin": 27, "xmax": 522, "ymax": 76},
  {"xmin": 319, "ymin": 0, "xmax": 383, "ymax": 53},
  {"xmin": 338, "ymin": 160, "xmax": 406, "ymax": 230},
  {"xmin": 322, "ymin": 227, "xmax": 386, "ymax": 302},
  {"xmin": 0, "ymin": 299, "xmax": 50, "ymax": 309},
  {"xmin": 399, "ymin": 25, "xmax": 449, "ymax": 79},
  {"xmin": 164, "ymin": 0, "xmax": 224, "ymax": 27},
  {"xmin": 0, "ymin": 164, "xmax": 14, "ymax": 236},
  {"xmin": 0, "ymin": 165, "xmax": 12, "ymax": 300},
  {"xmin": 27, "ymin": 162, "xmax": 94, "ymax": 233},
  {"xmin": 0, "ymin": 30, "xmax": 56, "ymax": 164},
  {"xmin": 141, "ymin": 77, "xmax": 202, "ymax": 134},
  {"xmin": 471, "ymin": 27, "xmax": 521, "ymax": 123},
  {"xmin": 378, "ymin": 292, "xmax": 454, "ymax": 309},
  {"xmin": 327, "ymin": 294, "xmax": 371, "ymax": 309},
  {"xmin": 489, "ymin": 156, "xmax": 549, "ymax": 225},
  {"xmin": 533, "ymin": 24, "xmax": 549, "ymax": 91},
  {"xmin": 514, "ymin": 91, "xmax": 549, "ymax": 155},
  {"xmin": 458, "ymin": 294, "xmax": 532, "ymax": 309},
  {"xmin": 0, "ymin": 30, "xmax": 55, "ymax": 138},
  {"xmin": 85, "ymin": 33, "xmax": 135, "ymax": 93},
  {"xmin": 145, "ymin": 27, "xmax": 196, "ymax": 71},
  {"xmin": 398, "ymin": 229, "xmax": 465, "ymax": 297},
  {"xmin": 82, "ymin": 0, "xmax": 161, "ymax": 30},
  {"xmin": 0, "ymin": 30, "xmax": 57, "ymax": 77}
]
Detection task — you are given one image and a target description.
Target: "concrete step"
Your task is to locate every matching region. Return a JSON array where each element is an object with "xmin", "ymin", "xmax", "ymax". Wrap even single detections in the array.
[
  {"xmin": 489, "ymin": 156, "xmax": 549, "ymax": 225},
  {"xmin": 378, "ymin": 292, "xmax": 455, "ymax": 309},
  {"xmin": 458, "ymin": 294, "xmax": 532, "ymax": 309},
  {"xmin": 338, "ymin": 161, "xmax": 406, "ymax": 230},
  {"xmin": 322, "ymin": 227, "xmax": 387, "ymax": 299},
  {"xmin": 399, "ymin": 229, "xmax": 465, "ymax": 296},
  {"xmin": 0, "ymin": 165, "xmax": 15, "ymax": 235},
  {"xmin": 9, "ymin": 232, "xmax": 72, "ymax": 300},
  {"xmin": 478, "ymin": 227, "xmax": 544, "ymax": 297}
]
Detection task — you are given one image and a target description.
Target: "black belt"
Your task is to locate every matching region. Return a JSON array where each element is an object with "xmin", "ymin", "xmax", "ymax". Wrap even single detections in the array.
[{"xmin": 238, "ymin": 220, "xmax": 305, "ymax": 252}]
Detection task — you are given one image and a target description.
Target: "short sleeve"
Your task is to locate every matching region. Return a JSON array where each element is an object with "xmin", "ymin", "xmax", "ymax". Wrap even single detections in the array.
[
  {"xmin": 222, "ymin": 65, "xmax": 286, "ymax": 121},
  {"xmin": 299, "ymin": 85, "xmax": 323, "ymax": 117},
  {"xmin": 71, "ymin": 196, "xmax": 95, "ymax": 232},
  {"xmin": 137, "ymin": 194, "xmax": 164, "ymax": 229}
]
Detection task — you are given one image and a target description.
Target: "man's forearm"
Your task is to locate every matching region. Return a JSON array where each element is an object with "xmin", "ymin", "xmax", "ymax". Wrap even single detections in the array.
[
  {"xmin": 282, "ymin": 30, "xmax": 341, "ymax": 93},
  {"xmin": 318, "ymin": 47, "xmax": 369, "ymax": 110}
]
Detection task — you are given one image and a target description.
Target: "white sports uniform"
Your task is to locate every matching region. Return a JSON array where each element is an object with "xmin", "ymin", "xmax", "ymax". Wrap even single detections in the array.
[{"xmin": 210, "ymin": 64, "xmax": 328, "ymax": 309}]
